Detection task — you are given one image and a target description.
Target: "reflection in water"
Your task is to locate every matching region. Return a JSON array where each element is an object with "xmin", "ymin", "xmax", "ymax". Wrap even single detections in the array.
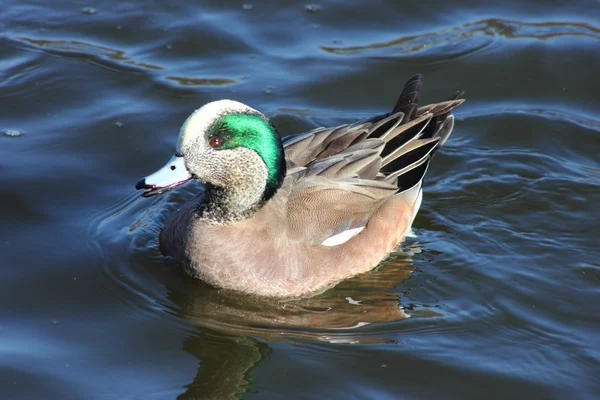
[
  {"xmin": 170, "ymin": 250, "xmax": 416, "ymax": 341},
  {"xmin": 110, "ymin": 187, "xmax": 432, "ymax": 398},
  {"xmin": 178, "ymin": 332, "xmax": 268, "ymax": 400},
  {"xmin": 166, "ymin": 247, "xmax": 420, "ymax": 398}
]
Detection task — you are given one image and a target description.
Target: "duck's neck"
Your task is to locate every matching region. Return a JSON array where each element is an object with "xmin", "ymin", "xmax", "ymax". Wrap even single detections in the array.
[
  {"xmin": 197, "ymin": 182, "xmax": 264, "ymax": 223},
  {"xmin": 196, "ymin": 149, "xmax": 282, "ymax": 223},
  {"xmin": 196, "ymin": 130, "xmax": 287, "ymax": 223}
]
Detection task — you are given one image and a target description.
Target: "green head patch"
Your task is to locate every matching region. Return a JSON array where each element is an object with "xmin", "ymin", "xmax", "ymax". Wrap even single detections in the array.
[{"xmin": 207, "ymin": 112, "xmax": 286, "ymax": 199}]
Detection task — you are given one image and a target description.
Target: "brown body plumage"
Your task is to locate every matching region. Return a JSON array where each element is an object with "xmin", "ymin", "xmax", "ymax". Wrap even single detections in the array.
[{"xmin": 144, "ymin": 75, "xmax": 464, "ymax": 298}]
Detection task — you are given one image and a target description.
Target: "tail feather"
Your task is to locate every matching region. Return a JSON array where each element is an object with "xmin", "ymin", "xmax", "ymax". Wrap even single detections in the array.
[
  {"xmin": 434, "ymin": 115, "xmax": 454, "ymax": 148},
  {"xmin": 391, "ymin": 74, "xmax": 423, "ymax": 121},
  {"xmin": 395, "ymin": 157, "xmax": 431, "ymax": 192},
  {"xmin": 382, "ymin": 138, "xmax": 438, "ymax": 169},
  {"xmin": 378, "ymin": 75, "xmax": 464, "ymax": 194},
  {"xmin": 282, "ymin": 74, "xmax": 464, "ymax": 196},
  {"xmin": 378, "ymin": 113, "xmax": 432, "ymax": 159},
  {"xmin": 367, "ymin": 111, "xmax": 404, "ymax": 138}
]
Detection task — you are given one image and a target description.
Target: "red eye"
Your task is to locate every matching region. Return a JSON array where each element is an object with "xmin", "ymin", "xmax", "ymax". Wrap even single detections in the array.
[{"xmin": 208, "ymin": 136, "xmax": 222, "ymax": 148}]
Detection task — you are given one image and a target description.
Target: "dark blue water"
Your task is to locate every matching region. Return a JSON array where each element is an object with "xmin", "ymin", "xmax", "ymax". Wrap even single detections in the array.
[{"xmin": 1, "ymin": 1, "xmax": 599, "ymax": 398}]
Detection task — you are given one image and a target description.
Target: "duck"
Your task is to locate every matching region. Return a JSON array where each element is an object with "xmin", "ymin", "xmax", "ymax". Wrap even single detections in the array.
[{"xmin": 135, "ymin": 74, "xmax": 464, "ymax": 298}]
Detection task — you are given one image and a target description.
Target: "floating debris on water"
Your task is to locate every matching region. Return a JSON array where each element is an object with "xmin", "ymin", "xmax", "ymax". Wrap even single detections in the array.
[
  {"xmin": 3, "ymin": 129, "xmax": 24, "ymax": 137},
  {"xmin": 81, "ymin": 7, "xmax": 97, "ymax": 15},
  {"xmin": 242, "ymin": 3, "xmax": 253, "ymax": 10},
  {"xmin": 114, "ymin": 121, "xmax": 123, "ymax": 128},
  {"xmin": 305, "ymin": 4, "xmax": 321, "ymax": 12}
]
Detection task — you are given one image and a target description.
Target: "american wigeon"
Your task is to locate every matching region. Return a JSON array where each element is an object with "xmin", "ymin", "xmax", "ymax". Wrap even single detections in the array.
[{"xmin": 136, "ymin": 74, "xmax": 464, "ymax": 298}]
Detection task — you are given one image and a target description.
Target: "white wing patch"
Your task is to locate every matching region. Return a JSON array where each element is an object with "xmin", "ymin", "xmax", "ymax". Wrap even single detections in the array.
[
  {"xmin": 321, "ymin": 188, "xmax": 423, "ymax": 247},
  {"xmin": 321, "ymin": 227, "xmax": 364, "ymax": 246}
]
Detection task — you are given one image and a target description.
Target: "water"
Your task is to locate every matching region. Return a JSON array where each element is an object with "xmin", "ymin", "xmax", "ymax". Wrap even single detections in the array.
[{"xmin": 1, "ymin": 0, "xmax": 599, "ymax": 398}]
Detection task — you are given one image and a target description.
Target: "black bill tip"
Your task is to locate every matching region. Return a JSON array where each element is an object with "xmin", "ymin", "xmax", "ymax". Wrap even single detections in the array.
[
  {"xmin": 135, "ymin": 177, "xmax": 192, "ymax": 198},
  {"xmin": 135, "ymin": 178, "xmax": 149, "ymax": 190}
]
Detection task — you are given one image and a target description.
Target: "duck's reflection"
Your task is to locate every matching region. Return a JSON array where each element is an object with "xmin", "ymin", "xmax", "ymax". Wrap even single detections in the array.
[
  {"xmin": 177, "ymin": 332, "xmax": 268, "ymax": 400},
  {"xmin": 168, "ymin": 245, "xmax": 419, "ymax": 399}
]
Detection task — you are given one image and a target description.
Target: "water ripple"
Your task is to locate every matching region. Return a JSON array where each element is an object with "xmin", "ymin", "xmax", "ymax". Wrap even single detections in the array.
[
  {"xmin": 9, "ymin": 36, "xmax": 237, "ymax": 86},
  {"xmin": 321, "ymin": 18, "xmax": 599, "ymax": 57},
  {"xmin": 462, "ymin": 104, "xmax": 600, "ymax": 132}
]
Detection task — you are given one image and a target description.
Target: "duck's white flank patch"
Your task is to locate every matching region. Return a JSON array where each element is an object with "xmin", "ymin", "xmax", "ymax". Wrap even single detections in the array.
[
  {"xmin": 411, "ymin": 189, "xmax": 423, "ymax": 224},
  {"xmin": 345, "ymin": 296, "xmax": 362, "ymax": 305},
  {"xmin": 321, "ymin": 227, "xmax": 364, "ymax": 246},
  {"xmin": 402, "ymin": 189, "xmax": 423, "ymax": 238},
  {"xmin": 321, "ymin": 188, "xmax": 422, "ymax": 246},
  {"xmin": 405, "ymin": 228, "xmax": 417, "ymax": 238}
]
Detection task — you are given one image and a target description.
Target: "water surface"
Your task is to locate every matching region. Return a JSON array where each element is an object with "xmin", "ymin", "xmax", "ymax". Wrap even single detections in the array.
[{"xmin": 1, "ymin": 0, "xmax": 599, "ymax": 398}]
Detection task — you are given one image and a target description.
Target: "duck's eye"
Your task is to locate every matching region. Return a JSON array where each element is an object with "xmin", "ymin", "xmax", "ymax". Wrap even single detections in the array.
[{"xmin": 208, "ymin": 136, "xmax": 222, "ymax": 148}]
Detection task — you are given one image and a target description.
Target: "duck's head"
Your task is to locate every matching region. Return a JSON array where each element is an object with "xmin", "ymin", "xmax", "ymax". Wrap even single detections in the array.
[{"xmin": 136, "ymin": 100, "xmax": 286, "ymax": 210}]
